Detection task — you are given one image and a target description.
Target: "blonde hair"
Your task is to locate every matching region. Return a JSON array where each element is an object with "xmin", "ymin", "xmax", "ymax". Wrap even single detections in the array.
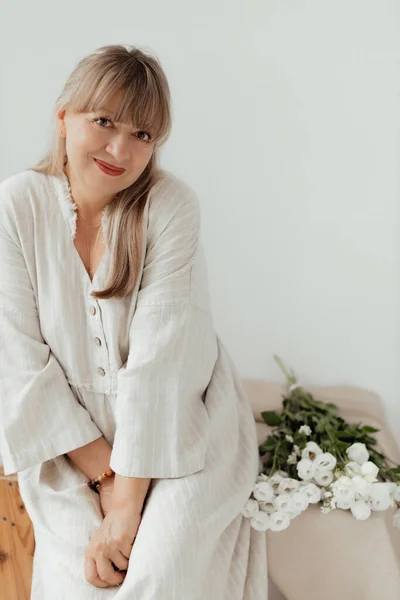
[{"xmin": 30, "ymin": 44, "xmax": 172, "ymax": 299}]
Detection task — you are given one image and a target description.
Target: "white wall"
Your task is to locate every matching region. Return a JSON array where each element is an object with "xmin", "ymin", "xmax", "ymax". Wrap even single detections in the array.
[{"xmin": 1, "ymin": 1, "xmax": 399, "ymax": 443}]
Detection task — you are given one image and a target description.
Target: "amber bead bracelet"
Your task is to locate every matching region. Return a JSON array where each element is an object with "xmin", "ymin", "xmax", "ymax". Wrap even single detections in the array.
[{"xmin": 87, "ymin": 468, "xmax": 114, "ymax": 494}]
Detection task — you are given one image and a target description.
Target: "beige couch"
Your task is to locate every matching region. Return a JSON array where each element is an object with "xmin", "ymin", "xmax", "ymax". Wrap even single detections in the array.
[
  {"xmin": 242, "ymin": 380, "xmax": 400, "ymax": 600},
  {"xmin": 2, "ymin": 382, "xmax": 399, "ymax": 598}
]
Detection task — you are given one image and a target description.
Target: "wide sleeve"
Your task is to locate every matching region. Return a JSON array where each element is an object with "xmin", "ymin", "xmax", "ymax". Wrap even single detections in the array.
[
  {"xmin": 109, "ymin": 180, "xmax": 218, "ymax": 479},
  {"xmin": 0, "ymin": 195, "xmax": 103, "ymax": 476}
]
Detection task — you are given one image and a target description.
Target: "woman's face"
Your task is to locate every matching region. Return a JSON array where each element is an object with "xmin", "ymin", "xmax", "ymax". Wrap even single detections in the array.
[{"xmin": 57, "ymin": 95, "xmax": 155, "ymax": 200}]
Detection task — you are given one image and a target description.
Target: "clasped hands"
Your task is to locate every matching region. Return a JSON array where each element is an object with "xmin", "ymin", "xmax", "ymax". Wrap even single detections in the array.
[{"xmin": 84, "ymin": 478, "xmax": 141, "ymax": 589}]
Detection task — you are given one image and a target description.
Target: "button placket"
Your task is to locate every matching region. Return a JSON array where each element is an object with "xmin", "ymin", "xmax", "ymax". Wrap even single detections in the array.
[{"xmin": 89, "ymin": 302, "xmax": 107, "ymax": 379}]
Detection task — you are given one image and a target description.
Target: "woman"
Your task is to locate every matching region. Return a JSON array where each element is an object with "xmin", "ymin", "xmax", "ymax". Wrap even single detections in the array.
[{"xmin": 0, "ymin": 44, "xmax": 268, "ymax": 599}]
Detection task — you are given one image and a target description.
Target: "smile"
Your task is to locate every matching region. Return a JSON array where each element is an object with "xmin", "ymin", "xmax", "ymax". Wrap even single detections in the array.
[{"xmin": 94, "ymin": 159, "xmax": 126, "ymax": 176}]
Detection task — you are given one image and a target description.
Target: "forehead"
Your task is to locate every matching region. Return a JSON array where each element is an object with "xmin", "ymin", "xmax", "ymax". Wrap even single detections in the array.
[
  {"xmin": 82, "ymin": 89, "xmax": 124, "ymax": 120},
  {"xmin": 79, "ymin": 87, "xmax": 161, "ymax": 134},
  {"xmin": 91, "ymin": 99, "xmax": 123, "ymax": 120},
  {"xmin": 90, "ymin": 99, "xmax": 141, "ymax": 128},
  {"xmin": 96, "ymin": 94, "xmax": 122, "ymax": 116}
]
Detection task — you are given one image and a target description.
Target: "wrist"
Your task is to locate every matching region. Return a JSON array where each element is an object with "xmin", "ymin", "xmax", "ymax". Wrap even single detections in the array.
[
  {"xmin": 88, "ymin": 467, "xmax": 115, "ymax": 494},
  {"xmin": 110, "ymin": 474, "xmax": 151, "ymax": 514},
  {"xmin": 111, "ymin": 494, "xmax": 143, "ymax": 514},
  {"xmin": 99, "ymin": 474, "xmax": 115, "ymax": 492}
]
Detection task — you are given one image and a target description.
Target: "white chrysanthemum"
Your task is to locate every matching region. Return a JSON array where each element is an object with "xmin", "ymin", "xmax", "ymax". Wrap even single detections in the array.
[
  {"xmin": 368, "ymin": 483, "xmax": 391, "ymax": 512},
  {"xmin": 299, "ymin": 425, "xmax": 312, "ymax": 436},
  {"xmin": 313, "ymin": 469, "xmax": 334, "ymax": 487},
  {"xmin": 253, "ymin": 481, "xmax": 275, "ymax": 502},
  {"xmin": 302, "ymin": 483, "xmax": 321, "ymax": 503},
  {"xmin": 314, "ymin": 452, "xmax": 337, "ymax": 471},
  {"xmin": 277, "ymin": 470, "xmax": 289, "ymax": 478},
  {"xmin": 332, "ymin": 477, "xmax": 355, "ymax": 510},
  {"xmin": 360, "ymin": 461, "xmax": 379, "ymax": 483},
  {"xmin": 256, "ymin": 472, "xmax": 268, "ymax": 483},
  {"xmin": 250, "ymin": 511, "xmax": 271, "ymax": 531},
  {"xmin": 259, "ymin": 500, "xmax": 276, "ymax": 514},
  {"xmin": 350, "ymin": 500, "xmax": 371, "ymax": 521},
  {"xmin": 287, "ymin": 452, "xmax": 298, "ymax": 465},
  {"xmin": 269, "ymin": 511, "xmax": 291, "ymax": 531},
  {"xmin": 346, "ymin": 443, "xmax": 369, "ymax": 465},
  {"xmin": 351, "ymin": 475, "xmax": 372, "ymax": 501},
  {"xmin": 274, "ymin": 494, "xmax": 294, "ymax": 513},
  {"xmin": 268, "ymin": 473, "xmax": 285, "ymax": 494},
  {"xmin": 345, "ymin": 461, "xmax": 362, "ymax": 478},
  {"xmin": 298, "ymin": 479, "xmax": 310, "ymax": 487},
  {"xmin": 285, "ymin": 434, "xmax": 294, "ymax": 443},
  {"xmin": 278, "ymin": 478, "xmax": 300, "ymax": 495},
  {"xmin": 291, "ymin": 491, "xmax": 309, "ymax": 512},
  {"xmin": 336, "ymin": 475, "xmax": 352, "ymax": 486},
  {"xmin": 301, "ymin": 442, "xmax": 322, "ymax": 461},
  {"xmin": 383, "ymin": 482, "xmax": 398, "ymax": 501},
  {"xmin": 380, "ymin": 483, "xmax": 397, "ymax": 508},
  {"xmin": 297, "ymin": 458, "xmax": 316, "ymax": 481},
  {"xmin": 241, "ymin": 498, "xmax": 259, "ymax": 518}
]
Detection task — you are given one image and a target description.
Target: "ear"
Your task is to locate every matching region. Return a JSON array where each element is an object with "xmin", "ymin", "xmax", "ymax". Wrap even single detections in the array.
[{"xmin": 57, "ymin": 108, "xmax": 67, "ymax": 138}]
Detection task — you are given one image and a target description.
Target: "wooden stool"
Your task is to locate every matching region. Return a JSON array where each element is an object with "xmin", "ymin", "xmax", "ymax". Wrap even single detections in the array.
[{"xmin": 0, "ymin": 467, "xmax": 34, "ymax": 600}]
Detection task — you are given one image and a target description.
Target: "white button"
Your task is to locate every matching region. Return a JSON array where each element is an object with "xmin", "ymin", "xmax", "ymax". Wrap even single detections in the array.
[
  {"xmin": 89, "ymin": 306, "xmax": 96, "ymax": 315},
  {"xmin": 95, "ymin": 337, "xmax": 102, "ymax": 346},
  {"xmin": 98, "ymin": 367, "xmax": 105, "ymax": 376}
]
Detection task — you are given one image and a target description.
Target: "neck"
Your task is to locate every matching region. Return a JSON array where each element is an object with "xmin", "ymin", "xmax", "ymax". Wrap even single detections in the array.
[{"xmin": 64, "ymin": 163, "xmax": 114, "ymax": 223}]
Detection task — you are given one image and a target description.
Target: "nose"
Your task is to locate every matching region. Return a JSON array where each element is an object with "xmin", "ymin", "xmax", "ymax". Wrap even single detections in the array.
[{"xmin": 105, "ymin": 132, "xmax": 131, "ymax": 162}]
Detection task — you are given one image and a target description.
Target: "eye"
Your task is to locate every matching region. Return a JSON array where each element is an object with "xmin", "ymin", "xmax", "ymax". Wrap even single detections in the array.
[
  {"xmin": 94, "ymin": 117, "xmax": 112, "ymax": 128},
  {"xmin": 135, "ymin": 131, "xmax": 152, "ymax": 143},
  {"xmin": 93, "ymin": 117, "xmax": 152, "ymax": 142}
]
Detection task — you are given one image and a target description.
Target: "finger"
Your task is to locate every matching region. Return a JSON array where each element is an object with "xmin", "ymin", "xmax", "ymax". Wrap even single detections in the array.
[
  {"xmin": 110, "ymin": 551, "xmax": 129, "ymax": 572},
  {"xmin": 119, "ymin": 538, "xmax": 134, "ymax": 560},
  {"xmin": 96, "ymin": 556, "xmax": 125, "ymax": 587},
  {"xmin": 84, "ymin": 557, "xmax": 110, "ymax": 588}
]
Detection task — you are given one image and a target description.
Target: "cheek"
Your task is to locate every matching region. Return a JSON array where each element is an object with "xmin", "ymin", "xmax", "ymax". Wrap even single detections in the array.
[
  {"xmin": 141, "ymin": 145, "xmax": 154, "ymax": 163},
  {"xmin": 78, "ymin": 123, "xmax": 104, "ymax": 150}
]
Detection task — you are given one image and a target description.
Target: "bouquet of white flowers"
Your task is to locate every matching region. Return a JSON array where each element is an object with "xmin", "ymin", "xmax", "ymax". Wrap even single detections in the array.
[{"xmin": 242, "ymin": 356, "xmax": 400, "ymax": 532}]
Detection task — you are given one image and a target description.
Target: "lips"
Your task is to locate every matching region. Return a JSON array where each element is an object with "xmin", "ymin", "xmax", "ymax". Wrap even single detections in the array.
[{"xmin": 94, "ymin": 159, "xmax": 125, "ymax": 173}]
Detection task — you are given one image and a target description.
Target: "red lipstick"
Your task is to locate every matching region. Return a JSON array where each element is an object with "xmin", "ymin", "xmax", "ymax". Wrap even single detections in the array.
[{"xmin": 94, "ymin": 159, "xmax": 126, "ymax": 176}]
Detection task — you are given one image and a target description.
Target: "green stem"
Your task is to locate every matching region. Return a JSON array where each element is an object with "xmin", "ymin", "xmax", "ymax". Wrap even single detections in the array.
[
  {"xmin": 271, "ymin": 439, "xmax": 281, "ymax": 473},
  {"xmin": 273, "ymin": 355, "xmax": 296, "ymax": 386},
  {"xmin": 325, "ymin": 424, "xmax": 346, "ymax": 463}
]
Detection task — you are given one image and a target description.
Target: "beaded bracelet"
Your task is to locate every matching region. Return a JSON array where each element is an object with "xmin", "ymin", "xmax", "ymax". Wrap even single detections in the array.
[{"xmin": 87, "ymin": 468, "xmax": 114, "ymax": 494}]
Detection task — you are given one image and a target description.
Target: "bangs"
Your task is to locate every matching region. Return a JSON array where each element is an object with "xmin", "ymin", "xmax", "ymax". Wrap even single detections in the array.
[{"xmin": 69, "ymin": 61, "xmax": 168, "ymax": 142}]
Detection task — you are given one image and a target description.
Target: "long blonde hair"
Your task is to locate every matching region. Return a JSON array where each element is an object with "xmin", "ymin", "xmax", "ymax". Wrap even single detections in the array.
[{"xmin": 30, "ymin": 44, "xmax": 172, "ymax": 300}]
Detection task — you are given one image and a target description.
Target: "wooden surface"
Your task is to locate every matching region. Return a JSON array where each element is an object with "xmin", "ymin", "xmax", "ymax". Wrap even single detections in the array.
[{"xmin": 0, "ymin": 467, "xmax": 34, "ymax": 600}]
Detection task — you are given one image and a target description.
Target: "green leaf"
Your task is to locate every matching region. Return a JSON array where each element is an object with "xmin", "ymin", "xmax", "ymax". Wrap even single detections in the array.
[
  {"xmin": 261, "ymin": 410, "xmax": 282, "ymax": 427},
  {"xmin": 362, "ymin": 425, "xmax": 380, "ymax": 433},
  {"xmin": 259, "ymin": 437, "xmax": 277, "ymax": 452},
  {"xmin": 337, "ymin": 441, "xmax": 350, "ymax": 450}
]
